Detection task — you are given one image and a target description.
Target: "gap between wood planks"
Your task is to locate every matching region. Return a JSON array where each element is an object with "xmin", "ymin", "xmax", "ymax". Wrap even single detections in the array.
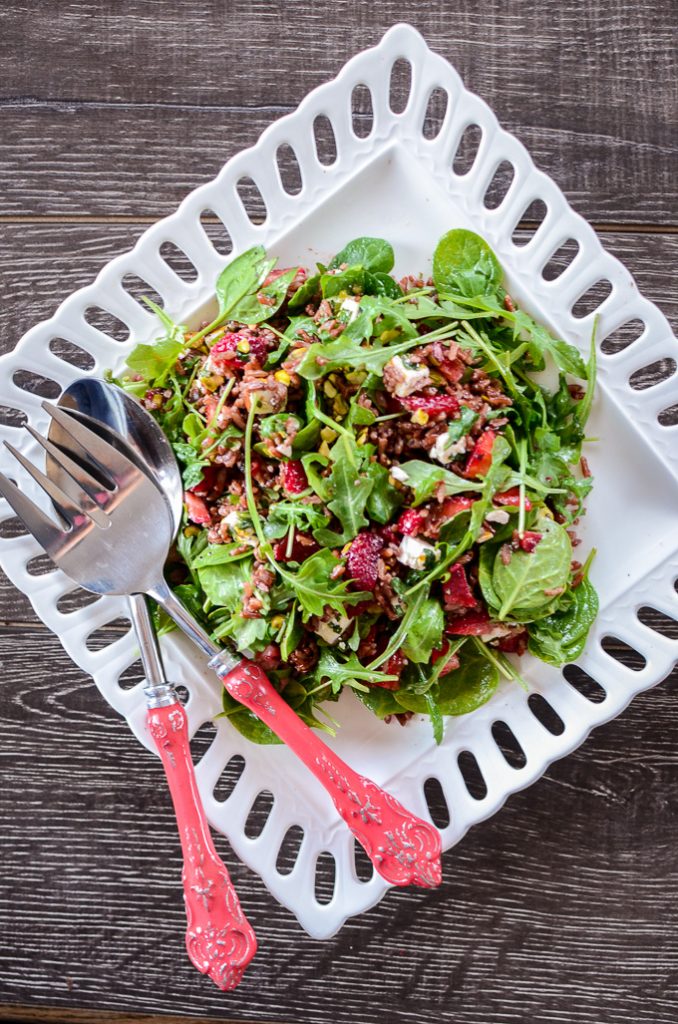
[
  {"xmin": 0, "ymin": 215, "xmax": 676, "ymax": 234},
  {"xmin": 0, "ymin": 1005, "xmax": 293, "ymax": 1024}
]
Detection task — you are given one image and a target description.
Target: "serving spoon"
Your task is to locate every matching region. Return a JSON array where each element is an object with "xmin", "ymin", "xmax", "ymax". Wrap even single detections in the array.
[
  {"xmin": 48, "ymin": 381, "xmax": 258, "ymax": 991},
  {"xmin": 6, "ymin": 384, "xmax": 442, "ymax": 888}
]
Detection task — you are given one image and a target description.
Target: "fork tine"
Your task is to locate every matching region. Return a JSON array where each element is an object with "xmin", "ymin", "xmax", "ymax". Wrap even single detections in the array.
[
  {"xmin": 42, "ymin": 402, "xmax": 140, "ymax": 483},
  {"xmin": 25, "ymin": 424, "xmax": 113, "ymax": 518},
  {"xmin": 0, "ymin": 468, "xmax": 67, "ymax": 558},
  {"xmin": 6, "ymin": 440, "xmax": 110, "ymax": 531}
]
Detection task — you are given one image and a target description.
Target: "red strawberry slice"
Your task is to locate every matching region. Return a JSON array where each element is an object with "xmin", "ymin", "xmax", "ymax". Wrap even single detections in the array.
[
  {"xmin": 282, "ymin": 460, "xmax": 308, "ymax": 494},
  {"xmin": 346, "ymin": 531, "xmax": 385, "ymax": 589},
  {"xmin": 518, "ymin": 531, "xmax": 542, "ymax": 553},
  {"xmin": 442, "ymin": 496, "xmax": 474, "ymax": 517},
  {"xmin": 441, "ymin": 563, "xmax": 479, "ymax": 611},
  {"xmin": 496, "ymin": 631, "xmax": 528, "ymax": 655},
  {"xmin": 465, "ymin": 430, "xmax": 496, "ymax": 478},
  {"xmin": 376, "ymin": 649, "xmax": 406, "ymax": 690},
  {"xmin": 396, "ymin": 509, "xmax": 426, "ymax": 536},
  {"xmin": 184, "ymin": 491, "xmax": 211, "ymax": 525},
  {"xmin": 189, "ymin": 464, "xmax": 226, "ymax": 500},
  {"xmin": 431, "ymin": 640, "xmax": 461, "ymax": 676},
  {"xmin": 444, "ymin": 609, "xmax": 493, "ymax": 636},
  {"xmin": 494, "ymin": 487, "xmax": 532, "ymax": 510},
  {"xmin": 210, "ymin": 330, "xmax": 268, "ymax": 369},
  {"xmin": 272, "ymin": 530, "xmax": 319, "ymax": 563},
  {"xmin": 400, "ymin": 393, "xmax": 460, "ymax": 417}
]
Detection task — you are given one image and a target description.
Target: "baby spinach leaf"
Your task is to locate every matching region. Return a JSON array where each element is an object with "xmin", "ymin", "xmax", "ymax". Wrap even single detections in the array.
[
  {"xmin": 371, "ymin": 272, "xmax": 403, "ymax": 299},
  {"xmin": 527, "ymin": 577, "xmax": 599, "ymax": 665},
  {"xmin": 329, "ymin": 237, "xmax": 395, "ymax": 274},
  {"xmin": 433, "ymin": 228, "xmax": 503, "ymax": 298},
  {"xmin": 401, "ymin": 597, "xmax": 445, "ymax": 664},
  {"xmin": 492, "ymin": 515, "xmax": 572, "ymax": 620},
  {"xmin": 396, "ymin": 459, "xmax": 483, "ymax": 506},
  {"xmin": 126, "ymin": 336, "xmax": 184, "ymax": 385},
  {"xmin": 215, "ymin": 245, "xmax": 274, "ymax": 320},
  {"xmin": 193, "ymin": 542, "xmax": 252, "ymax": 570},
  {"xmin": 227, "ymin": 266, "xmax": 298, "ymax": 325},
  {"xmin": 280, "ymin": 602, "xmax": 302, "ymax": 661},
  {"xmin": 354, "ymin": 686, "xmax": 403, "ymax": 719},
  {"xmin": 396, "ymin": 644, "xmax": 499, "ymax": 717},
  {"xmin": 288, "ymin": 272, "xmax": 321, "ymax": 309}
]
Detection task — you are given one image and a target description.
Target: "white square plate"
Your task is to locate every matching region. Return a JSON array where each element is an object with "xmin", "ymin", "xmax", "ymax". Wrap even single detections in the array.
[{"xmin": 1, "ymin": 24, "xmax": 676, "ymax": 938}]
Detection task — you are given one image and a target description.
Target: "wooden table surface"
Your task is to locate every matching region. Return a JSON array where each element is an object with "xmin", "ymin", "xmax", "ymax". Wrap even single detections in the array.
[{"xmin": 1, "ymin": 2, "xmax": 677, "ymax": 1023}]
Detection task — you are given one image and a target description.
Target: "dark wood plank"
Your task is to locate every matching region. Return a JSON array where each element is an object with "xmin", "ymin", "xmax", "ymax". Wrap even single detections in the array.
[
  {"xmin": 0, "ymin": 98, "xmax": 675, "ymax": 224},
  {"xmin": 0, "ymin": 625, "xmax": 677, "ymax": 1023}
]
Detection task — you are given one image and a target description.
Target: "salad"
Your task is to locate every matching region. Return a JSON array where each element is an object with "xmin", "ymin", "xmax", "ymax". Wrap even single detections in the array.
[{"xmin": 113, "ymin": 229, "xmax": 598, "ymax": 744}]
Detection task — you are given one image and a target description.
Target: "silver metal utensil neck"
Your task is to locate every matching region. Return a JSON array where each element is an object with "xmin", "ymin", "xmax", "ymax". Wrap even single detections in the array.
[
  {"xmin": 143, "ymin": 682, "xmax": 179, "ymax": 709},
  {"xmin": 148, "ymin": 577, "xmax": 221, "ymax": 660}
]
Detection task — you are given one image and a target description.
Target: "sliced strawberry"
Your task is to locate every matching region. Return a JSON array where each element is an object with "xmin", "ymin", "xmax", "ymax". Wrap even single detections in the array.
[
  {"xmin": 518, "ymin": 531, "xmax": 542, "ymax": 553},
  {"xmin": 465, "ymin": 430, "xmax": 496, "ymax": 478},
  {"xmin": 189, "ymin": 464, "xmax": 226, "ymax": 500},
  {"xmin": 441, "ymin": 563, "xmax": 479, "ymax": 611},
  {"xmin": 184, "ymin": 491, "xmax": 211, "ymax": 525},
  {"xmin": 396, "ymin": 509, "xmax": 426, "ymax": 536},
  {"xmin": 400, "ymin": 393, "xmax": 460, "ymax": 417},
  {"xmin": 445, "ymin": 609, "xmax": 492, "ymax": 635},
  {"xmin": 346, "ymin": 531, "xmax": 385, "ymax": 589},
  {"xmin": 494, "ymin": 487, "xmax": 532, "ymax": 510},
  {"xmin": 496, "ymin": 631, "xmax": 528, "ymax": 655},
  {"xmin": 281, "ymin": 460, "xmax": 308, "ymax": 494},
  {"xmin": 375, "ymin": 649, "xmax": 406, "ymax": 690},
  {"xmin": 272, "ymin": 530, "xmax": 319, "ymax": 563},
  {"xmin": 442, "ymin": 496, "xmax": 474, "ymax": 517},
  {"xmin": 431, "ymin": 640, "xmax": 461, "ymax": 676},
  {"xmin": 438, "ymin": 357, "xmax": 465, "ymax": 385},
  {"xmin": 210, "ymin": 330, "xmax": 268, "ymax": 369}
]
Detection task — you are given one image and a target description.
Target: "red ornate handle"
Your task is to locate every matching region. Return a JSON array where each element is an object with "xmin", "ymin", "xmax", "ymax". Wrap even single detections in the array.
[
  {"xmin": 215, "ymin": 660, "xmax": 442, "ymax": 888},
  {"xmin": 147, "ymin": 701, "xmax": 257, "ymax": 989}
]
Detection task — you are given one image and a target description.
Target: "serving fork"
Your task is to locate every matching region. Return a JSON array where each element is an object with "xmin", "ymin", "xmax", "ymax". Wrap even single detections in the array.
[{"xmin": 0, "ymin": 402, "xmax": 442, "ymax": 894}]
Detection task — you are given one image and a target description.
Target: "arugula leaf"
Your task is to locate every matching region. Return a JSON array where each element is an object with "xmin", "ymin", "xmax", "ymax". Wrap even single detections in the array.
[
  {"xmin": 433, "ymin": 229, "xmax": 502, "ymax": 298},
  {"xmin": 365, "ymin": 462, "xmax": 404, "ymax": 524},
  {"xmin": 172, "ymin": 441, "xmax": 209, "ymax": 490},
  {"xmin": 492, "ymin": 515, "xmax": 572, "ymax": 620},
  {"xmin": 401, "ymin": 597, "xmax": 445, "ymax": 664},
  {"xmin": 329, "ymin": 237, "xmax": 395, "ymax": 274},
  {"xmin": 527, "ymin": 576, "xmax": 599, "ymax": 665},
  {"xmin": 312, "ymin": 650, "xmax": 395, "ymax": 695},
  {"xmin": 396, "ymin": 460, "xmax": 483, "ymax": 506},
  {"xmin": 282, "ymin": 549, "xmax": 368, "ymax": 621},
  {"xmin": 198, "ymin": 557, "xmax": 253, "ymax": 610},
  {"xmin": 313, "ymin": 435, "xmax": 374, "ymax": 544},
  {"xmin": 447, "ymin": 405, "xmax": 478, "ymax": 443},
  {"xmin": 264, "ymin": 502, "xmax": 330, "ymax": 540},
  {"xmin": 280, "ymin": 602, "xmax": 302, "ymax": 661},
  {"xmin": 126, "ymin": 336, "xmax": 184, "ymax": 385},
  {"xmin": 192, "ymin": 542, "xmax": 252, "ymax": 570}
]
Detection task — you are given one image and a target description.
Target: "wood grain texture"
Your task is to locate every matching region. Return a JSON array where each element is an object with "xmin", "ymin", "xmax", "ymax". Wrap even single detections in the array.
[{"xmin": 1, "ymin": 1, "xmax": 677, "ymax": 1022}]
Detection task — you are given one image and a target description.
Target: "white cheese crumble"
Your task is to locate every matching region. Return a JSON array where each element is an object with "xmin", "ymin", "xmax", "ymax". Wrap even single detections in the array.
[
  {"xmin": 223, "ymin": 509, "xmax": 240, "ymax": 529},
  {"xmin": 386, "ymin": 355, "xmax": 431, "ymax": 397},
  {"xmin": 390, "ymin": 466, "xmax": 409, "ymax": 483},
  {"xmin": 396, "ymin": 535, "xmax": 439, "ymax": 570},
  {"xmin": 315, "ymin": 613, "xmax": 351, "ymax": 645},
  {"xmin": 430, "ymin": 432, "xmax": 468, "ymax": 465},
  {"xmin": 340, "ymin": 297, "xmax": 361, "ymax": 323},
  {"xmin": 485, "ymin": 509, "xmax": 510, "ymax": 525}
]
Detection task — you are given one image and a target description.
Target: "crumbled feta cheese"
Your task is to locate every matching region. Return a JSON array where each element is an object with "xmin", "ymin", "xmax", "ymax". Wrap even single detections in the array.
[
  {"xmin": 315, "ymin": 613, "xmax": 351, "ymax": 645},
  {"xmin": 223, "ymin": 509, "xmax": 240, "ymax": 529},
  {"xmin": 479, "ymin": 624, "xmax": 514, "ymax": 642},
  {"xmin": 430, "ymin": 432, "xmax": 468, "ymax": 465},
  {"xmin": 340, "ymin": 297, "xmax": 361, "ymax": 323},
  {"xmin": 485, "ymin": 509, "xmax": 510, "ymax": 525},
  {"xmin": 390, "ymin": 466, "xmax": 409, "ymax": 483},
  {"xmin": 277, "ymin": 442, "xmax": 293, "ymax": 458},
  {"xmin": 385, "ymin": 355, "xmax": 431, "ymax": 397},
  {"xmin": 396, "ymin": 535, "xmax": 439, "ymax": 570}
]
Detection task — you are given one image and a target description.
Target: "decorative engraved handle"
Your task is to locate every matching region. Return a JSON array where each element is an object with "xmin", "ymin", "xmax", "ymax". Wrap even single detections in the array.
[
  {"xmin": 215, "ymin": 659, "xmax": 442, "ymax": 888},
  {"xmin": 147, "ymin": 701, "xmax": 257, "ymax": 989}
]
